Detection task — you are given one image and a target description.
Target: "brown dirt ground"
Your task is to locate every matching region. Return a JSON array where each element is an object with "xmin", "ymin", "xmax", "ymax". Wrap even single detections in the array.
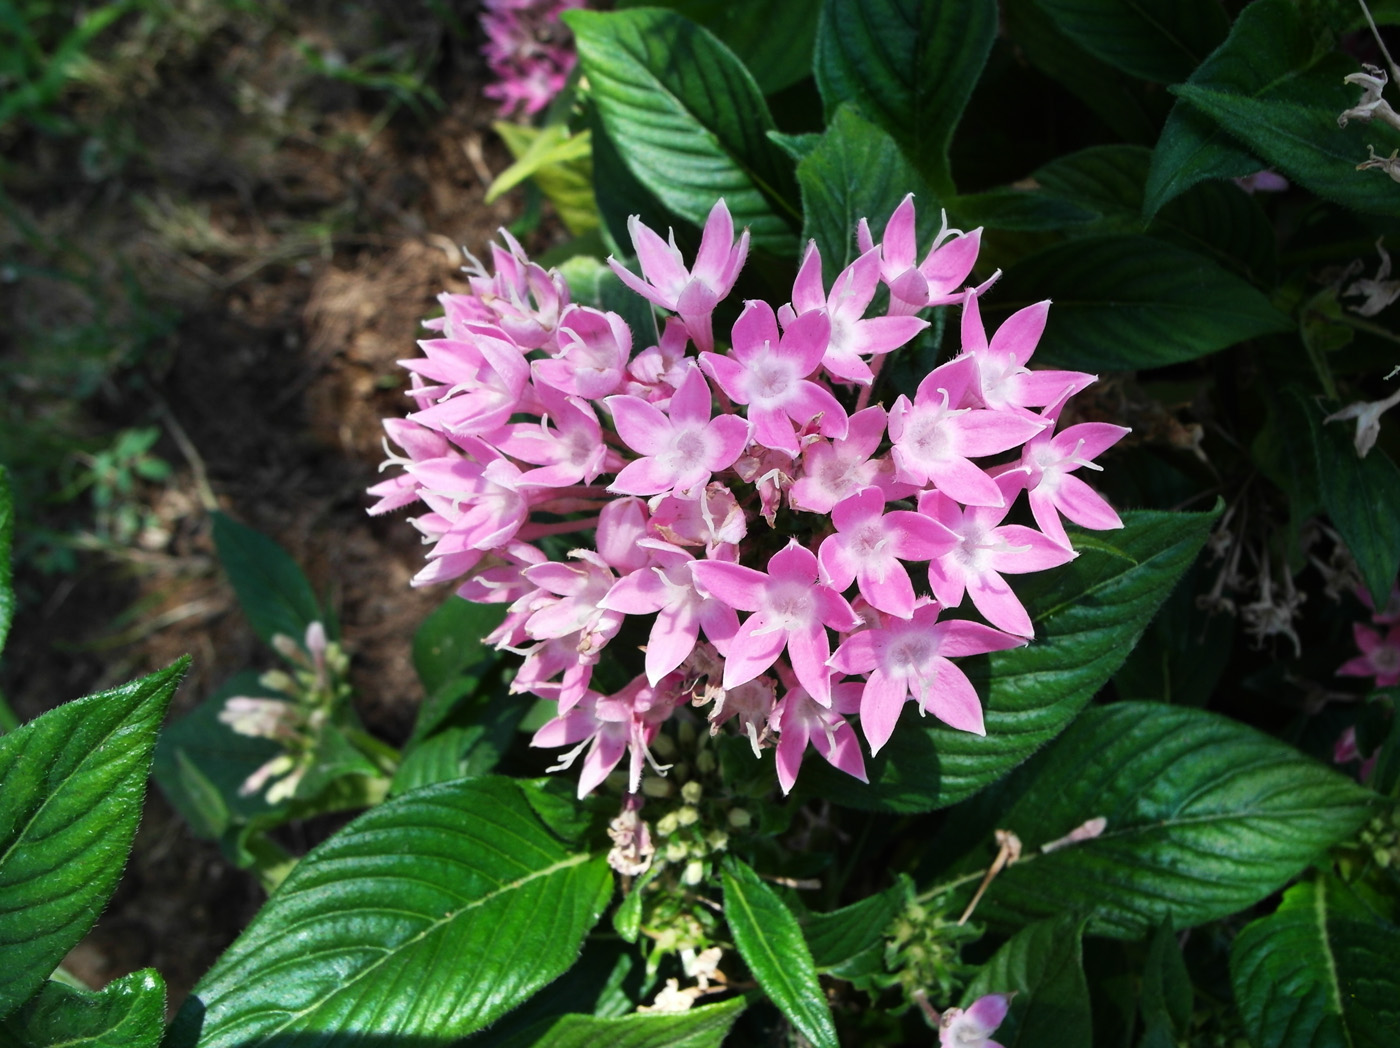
[{"xmin": 0, "ymin": 0, "xmax": 548, "ymax": 1004}]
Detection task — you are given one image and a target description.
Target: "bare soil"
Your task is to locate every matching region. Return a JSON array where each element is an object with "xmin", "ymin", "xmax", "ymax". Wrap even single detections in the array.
[{"xmin": 0, "ymin": 0, "xmax": 536, "ymax": 1003}]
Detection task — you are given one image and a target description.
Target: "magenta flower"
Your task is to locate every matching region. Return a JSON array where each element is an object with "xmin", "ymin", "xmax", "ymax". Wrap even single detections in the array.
[
  {"xmin": 789, "ymin": 406, "xmax": 913, "ymax": 513},
  {"xmin": 480, "ymin": 0, "xmax": 583, "ymax": 119},
  {"xmin": 958, "ymin": 291, "xmax": 1094, "ymax": 414},
  {"xmin": 940, "ymin": 994, "xmax": 1010, "ymax": 1048},
  {"xmin": 922, "ymin": 477, "xmax": 1077, "ymax": 638},
  {"xmin": 491, "ymin": 382, "xmax": 620, "ymax": 488},
  {"xmin": 857, "ymin": 195, "xmax": 986, "ymax": 315},
  {"xmin": 609, "ymin": 199, "xmax": 749, "ymax": 353},
  {"xmin": 701, "ymin": 301, "xmax": 846, "ymax": 455},
  {"xmin": 818, "ymin": 486, "xmax": 957, "ymax": 619},
  {"xmin": 784, "ymin": 242, "xmax": 928, "ymax": 384},
  {"xmin": 888, "ymin": 356, "xmax": 1045, "ymax": 507},
  {"xmin": 600, "ymin": 539, "xmax": 739, "ymax": 685},
  {"xmin": 1016, "ymin": 420, "xmax": 1129, "ymax": 548},
  {"xmin": 771, "ymin": 680, "xmax": 867, "ymax": 794},
  {"xmin": 535, "ymin": 305, "xmax": 632, "ymax": 400},
  {"xmin": 606, "ymin": 365, "xmax": 751, "ymax": 498},
  {"xmin": 829, "ymin": 602, "xmax": 1025, "ymax": 754},
  {"xmin": 691, "ymin": 540, "xmax": 860, "ymax": 705},
  {"xmin": 1338, "ymin": 621, "xmax": 1400, "ymax": 686}
]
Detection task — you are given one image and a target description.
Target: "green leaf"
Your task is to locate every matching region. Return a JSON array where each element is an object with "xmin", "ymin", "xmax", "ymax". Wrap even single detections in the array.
[
  {"xmin": 521, "ymin": 999, "xmax": 746, "ymax": 1048},
  {"xmin": 803, "ymin": 880, "xmax": 905, "ymax": 977},
  {"xmin": 1033, "ymin": 0, "xmax": 1228, "ymax": 83},
  {"xmin": 210, "ymin": 511, "xmax": 323, "ymax": 647},
  {"xmin": 619, "ymin": 0, "xmax": 818, "ymax": 95},
  {"xmin": 1296, "ymin": 389, "xmax": 1400, "ymax": 609},
  {"xmin": 0, "ymin": 970, "xmax": 165, "ymax": 1048},
  {"xmin": 1231, "ymin": 877, "xmax": 1400, "ymax": 1048},
  {"xmin": 939, "ymin": 704, "xmax": 1377, "ymax": 938},
  {"xmin": 961, "ymin": 916, "xmax": 1092, "ymax": 1048},
  {"xmin": 813, "ymin": 0, "xmax": 997, "ymax": 195},
  {"xmin": 1174, "ymin": 65, "xmax": 1400, "ymax": 219},
  {"xmin": 722, "ymin": 857, "xmax": 836, "ymax": 1048},
  {"xmin": 410, "ymin": 596, "xmax": 507, "ymax": 743},
  {"xmin": 1002, "ymin": 0, "xmax": 1165, "ymax": 143},
  {"xmin": 392, "ymin": 693, "xmax": 523, "ymax": 796},
  {"xmin": 0, "ymin": 659, "xmax": 188, "ymax": 1018},
  {"xmin": 170, "ymin": 777, "xmax": 611, "ymax": 1047},
  {"xmin": 795, "ymin": 104, "xmax": 935, "ymax": 286},
  {"xmin": 984, "ymin": 235, "xmax": 1290, "ymax": 371},
  {"xmin": 0, "ymin": 468, "xmax": 12, "ymax": 662},
  {"xmin": 489, "ymin": 124, "xmax": 599, "ymax": 236},
  {"xmin": 1143, "ymin": 0, "xmax": 1310, "ymax": 216},
  {"xmin": 812, "ymin": 507, "xmax": 1216, "ymax": 812},
  {"xmin": 566, "ymin": 7, "xmax": 799, "ymax": 256},
  {"xmin": 1139, "ymin": 920, "xmax": 1192, "ymax": 1048},
  {"xmin": 152, "ymin": 672, "xmax": 284, "ymax": 839}
]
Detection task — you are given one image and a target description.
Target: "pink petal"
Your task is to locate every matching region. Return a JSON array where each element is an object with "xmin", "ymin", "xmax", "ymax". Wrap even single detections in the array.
[{"xmin": 723, "ymin": 613, "xmax": 788, "ymax": 687}]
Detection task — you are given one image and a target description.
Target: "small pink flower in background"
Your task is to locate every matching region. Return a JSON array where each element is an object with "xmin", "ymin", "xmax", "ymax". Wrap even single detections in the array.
[
  {"xmin": 481, "ymin": 0, "xmax": 584, "ymax": 119},
  {"xmin": 1338, "ymin": 621, "xmax": 1400, "ymax": 686},
  {"xmin": 371, "ymin": 189, "xmax": 1128, "ymax": 799},
  {"xmin": 940, "ymin": 993, "xmax": 1011, "ymax": 1048}
]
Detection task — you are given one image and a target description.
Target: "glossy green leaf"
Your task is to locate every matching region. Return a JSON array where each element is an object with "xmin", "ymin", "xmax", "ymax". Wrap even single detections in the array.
[
  {"xmin": 985, "ymin": 235, "xmax": 1289, "ymax": 371},
  {"xmin": 210, "ymin": 511, "xmax": 323, "ymax": 647},
  {"xmin": 619, "ymin": 0, "xmax": 818, "ymax": 95},
  {"xmin": 961, "ymin": 916, "xmax": 1091, "ymax": 1048},
  {"xmin": 0, "ymin": 468, "xmax": 12, "ymax": 661},
  {"xmin": 1231, "ymin": 878, "xmax": 1400, "ymax": 1048},
  {"xmin": 0, "ymin": 658, "xmax": 187, "ymax": 1018},
  {"xmin": 1139, "ymin": 920, "xmax": 1192, "ymax": 1048},
  {"xmin": 1034, "ymin": 0, "xmax": 1227, "ymax": 83},
  {"xmin": 1297, "ymin": 389, "xmax": 1400, "ymax": 609},
  {"xmin": 567, "ymin": 8, "xmax": 799, "ymax": 255},
  {"xmin": 812, "ymin": 508, "xmax": 1216, "ymax": 812},
  {"xmin": 522, "ymin": 999, "xmax": 746, "ymax": 1048},
  {"xmin": 0, "ymin": 970, "xmax": 165, "ymax": 1048},
  {"xmin": 795, "ymin": 105, "xmax": 935, "ymax": 285},
  {"xmin": 939, "ymin": 704, "xmax": 1376, "ymax": 938},
  {"xmin": 803, "ymin": 880, "xmax": 905, "ymax": 977},
  {"xmin": 392, "ymin": 693, "xmax": 523, "ymax": 796},
  {"xmin": 1143, "ymin": 0, "xmax": 1308, "ymax": 216},
  {"xmin": 171, "ymin": 777, "xmax": 611, "ymax": 1047},
  {"xmin": 814, "ymin": 0, "xmax": 997, "ymax": 195},
  {"xmin": 722, "ymin": 857, "xmax": 836, "ymax": 1048}
]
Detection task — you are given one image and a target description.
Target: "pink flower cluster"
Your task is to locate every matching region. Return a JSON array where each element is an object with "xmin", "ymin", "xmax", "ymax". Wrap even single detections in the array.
[
  {"xmin": 480, "ymin": 0, "xmax": 583, "ymax": 118},
  {"xmin": 1339, "ymin": 581, "xmax": 1400, "ymax": 688},
  {"xmin": 370, "ymin": 197, "xmax": 1128, "ymax": 797}
]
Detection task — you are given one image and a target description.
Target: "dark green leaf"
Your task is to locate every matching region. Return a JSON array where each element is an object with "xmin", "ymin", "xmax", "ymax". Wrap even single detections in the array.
[
  {"xmin": 567, "ymin": 8, "xmax": 800, "ymax": 255},
  {"xmin": 961, "ymin": 916, "xmax": 1091, "ymax": 1048},
  {"xmin": 722, "ymin": 857, "xmax": 836, "ymax": 1048},
  {"xmin": 1139, "ymin": 919, "xmax": 1192, "ymax": 1048},
  {"xmin": 795, "ymin": 105, "xmax": 935, "ymax": 285},
  {"xmin": 1297, "ymin": 388, "xmax": 1400, "ymax": 609},
  {"xmin": 985, "ymin": 235, "xmax": 1290, "ymax": 371},
  {"xmin": 1033, "ymin": 0, "xmax": 1228, "ymax": 83},
  {"xmin": 171, "ymin": 777, "xmax": 612, "ymax": 1047},
  {"xmin": 812, "ymin": 508, "xmax": 1216, "ymax": 812},
  {"xmin": 1231, "ymin": 877, "xmax": 1400, "ymax": 1048},
  {"xmin": 0, "ymin": 970, "xmax": 165, "ymax": 1048},
  {"xmin": 1003, "ymin": 0, "xmax": 1165, "ymax": 143},
  {"xmin": 392, "ymin": 691, "xmax": 524, "ymax": 796},
  {"xmin": 412, "ymin": 595, "xmax": 507, "ymax": 711},
  {"xmin": 946, "ymin": 189, "xmax": 1102, "ymax": 233},
  {"xmin": 814, "ymin": 0, "xmax": 997, "ymax": 195},
  {"xmin": 0, "ymin": 659, "xmax": 187, "ymax": 1017},
  {"xmin": 803, "ymin": 881, "xmax": 905, "ymax": 977},
  {"xmin": 1151, "ymin": 178, "xmax": 1277, "ymax": 286},
  {"xmin": 1175, "ymin": 64, "xmax": 1400, "ymax": 219},
  {"xmin": 1143, "ymin": 0, "xmax": 1310, "ymax": 216},
  {"xmin": 939, "ymin": 704, "xmax": 1376, "ymax": 938},
  {"xmin": 619, "ymin": 0, "xmax": 818, "ymax": 95},
  {"xmin": 522, "ymin": 999, "xmax": 746, "ymax": 1048},
  {"xmin": 210, "ymin": 511, "xmax": 323, "ymax": 646}
]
